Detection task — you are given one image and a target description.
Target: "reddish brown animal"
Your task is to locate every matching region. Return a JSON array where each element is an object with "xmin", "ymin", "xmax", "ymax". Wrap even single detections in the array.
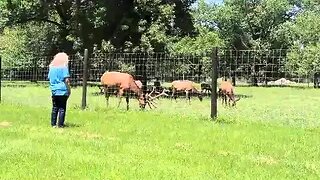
[
  {"xmin": 171, "ymin": 80, "xmax": 203, "ymax": 103},
  {"xmin": 218, "ymin": 80, "xmax": 240, "ymax": 107},
  {"xmin": 100, "ymin": 71, "xmax": 146, "ymax": 110}
]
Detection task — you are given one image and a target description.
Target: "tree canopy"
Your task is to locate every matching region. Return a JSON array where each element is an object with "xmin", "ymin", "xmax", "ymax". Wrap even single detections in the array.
[
  {"xmin": 0, "ymin": 0, "xmax": 320, "ymax": 75},
  {"xmin": 0, "ymin": 0, "xmax": 196, "ymax": 54}
]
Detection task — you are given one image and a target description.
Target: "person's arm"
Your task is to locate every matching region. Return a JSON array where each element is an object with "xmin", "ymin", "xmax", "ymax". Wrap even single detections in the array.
[
  {"xmin": 65, "ymin": 77, "xmax": 71, "ymax": 96},
  {"xmin": 63, "ymin": 67, "xmax": 71, "ymax": 96}
]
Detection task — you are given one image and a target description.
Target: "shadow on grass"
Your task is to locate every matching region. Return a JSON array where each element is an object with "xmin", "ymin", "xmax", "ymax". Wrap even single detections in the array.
[
  {"xmin": 201, "ymin": 116, "xmax": 237, "ymax": 125},
  {"xmin": 201, "ymin": 93, "xmax": 253, "ymax": 99},
  {"xmin": 214, "ymin": 117, "xmax": 237, "ymax": 125},
  {"xmin": 64, "ymin": 122, "xmax": 82, "ymax": 128},
  {"xmin": 2, "ymin": 81, "xmax": 49, "ymax": 88},
  {"xmin": 2, "ymin": 84, "xmax": 27, "ymax": 88},
  {"xmin": 71, "ymin": 105, "xmax": 82, "ymax": 110},
  {"xmin": 235, "ymin": 94, "xmax": 253, "ymax": 99},
  {"xmin": 91, "ymin": 92, "xmax": 104, "ymax": 96}
]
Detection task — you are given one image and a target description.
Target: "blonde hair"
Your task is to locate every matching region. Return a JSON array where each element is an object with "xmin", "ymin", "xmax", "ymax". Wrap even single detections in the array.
[{"xmin": 49, "ymin": 52, "xmax": 69, "ymax": 67}]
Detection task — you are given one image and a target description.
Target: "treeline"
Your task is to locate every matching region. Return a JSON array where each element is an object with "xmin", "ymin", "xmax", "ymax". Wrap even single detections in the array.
[{"xmin": 0, "ymin": 0, "xmax": 320, "ymax": 76}]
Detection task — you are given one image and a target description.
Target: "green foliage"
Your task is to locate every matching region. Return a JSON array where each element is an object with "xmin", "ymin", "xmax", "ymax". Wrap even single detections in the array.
[
  {"xmin": 168, "ymin": 26, "xmax": 223, "ymax": 54},
  {"xmin": 214, "ymin": 0, "xmax": 294, "ymax": 50},
  {"xmin": 0, "ymin": 22, "xmax": 58, "ymax": 68},
  {"xmin": 276, "ymin": 10, "xmax": 320, "ymax": 75},
  {"xmin": 118, "ymin": 62, "xmax": 136, "ymax": 74},
  {"xmin": 301, "ymin": 0, "xmax": 320, "ymax": 10},
  {"xmin": 174, "ymin": 62, "xmax": 191, "ymax": 79},
  {"xmin": 290, "ymin": 10, "xmax": 320, "ymax": 45},
  {"xmin": 167, "ymin": 0, "xmax": 223, "ymax": 55},
  {"xmin": 136, "ymin": 7, "xmax": 173, "ymax": 53},
  {"xmin": 287, "ymin": 43, "xmax": 320, "ymax": 76},
  {"xmin": 192, "ymin": 0, "xmax": 217, "ymax": 29},
  {"xmin": 0, "ymin": 26, "xmax": 30, "ymax": 68},
  {"xmin": 0, "ymin": 0, "xmax": 196, "ymax": 54}
]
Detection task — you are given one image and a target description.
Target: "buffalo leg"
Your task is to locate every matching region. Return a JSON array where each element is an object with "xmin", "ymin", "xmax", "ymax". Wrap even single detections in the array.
[
  {"xmin": 117, "ymin": 89, "xmax": 124, "ymax": 108},
  {"xmin": 185, "ymin": 90, "xmax": 191, "ymax": 104},
  {"xmin": 104, "ymin": 86, "xmax": 110, "ymax": 107},
  {"xmin": 222, "ymin": 94, "xmax": 227, "ymax": 107},
  {"xmin": 171, "ymin": 89, "xmax": 177, "ymax": 103},
  {"xmin": 126, "ymin": 95, "xmax": 129, "ymax": 110}
]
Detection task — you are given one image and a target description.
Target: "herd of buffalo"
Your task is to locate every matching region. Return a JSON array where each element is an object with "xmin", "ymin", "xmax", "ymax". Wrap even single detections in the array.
[{"xmin": 98, "ymin": 71, "xmax": 240, "ymax": 110}]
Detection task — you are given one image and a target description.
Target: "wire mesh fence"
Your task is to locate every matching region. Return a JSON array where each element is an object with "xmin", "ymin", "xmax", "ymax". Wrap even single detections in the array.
[
  {"xmin": 218, "ymin": 49, "xmax": 320, "ymax": 87},
  {"xmin": 88, "ymin": 52, "xmax": 212, "ymax": 91},
  {"xmin": 0, "ymin": 50, "xmax": 215, "ymax": 116},
  {"xmin": 84, "ymin": 51, "xmax": 213, "ymax": 111},
  {"xmin": 1, "ymin": 48, "xmax": 320, "ymax": 116},
  {"xmin": 0, "ymin": 54, "xmax": 84, "ymax": 84}
]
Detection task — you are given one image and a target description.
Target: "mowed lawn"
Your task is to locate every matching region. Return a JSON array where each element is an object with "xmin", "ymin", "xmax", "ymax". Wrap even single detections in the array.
[{"xmin": 1, "ymin": 84, "xmax": 320, "ymax": 179}]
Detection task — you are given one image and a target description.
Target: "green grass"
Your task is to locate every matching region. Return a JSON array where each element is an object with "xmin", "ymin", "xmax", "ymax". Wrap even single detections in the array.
[{"xmin": 1, "ymin": 84, "xmax": 320, "ymax": 179}]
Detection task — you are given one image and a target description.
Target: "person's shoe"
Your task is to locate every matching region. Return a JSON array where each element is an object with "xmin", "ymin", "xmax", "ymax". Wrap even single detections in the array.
[
  {"xmin": 58, "ymin": 125, "xmax": 65, "ymax": 128},
  {"xmin": 52, "ymin": 125, "xmax": 57, "ymax": 128}
]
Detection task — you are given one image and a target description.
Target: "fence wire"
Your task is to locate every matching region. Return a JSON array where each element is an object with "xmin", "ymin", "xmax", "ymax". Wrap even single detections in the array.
[
  {"xmin": 218, "ymin": 49, "xmax": 319, "ymax": 87},
  {"xmin": 1, "ymin": 49, "xmax": 320, "ymax": 114}
]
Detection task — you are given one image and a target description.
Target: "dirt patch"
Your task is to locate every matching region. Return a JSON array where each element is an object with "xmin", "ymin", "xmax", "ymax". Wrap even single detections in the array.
[{"xmin": 0, "ymin": 121, "xmax": 12, "ymax": 128}]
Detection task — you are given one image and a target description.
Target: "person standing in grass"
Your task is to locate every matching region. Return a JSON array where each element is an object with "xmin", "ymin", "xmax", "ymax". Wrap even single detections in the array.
[{"xmin": 48, "ymin": 52, "xmax": 71, "ymax": 128}]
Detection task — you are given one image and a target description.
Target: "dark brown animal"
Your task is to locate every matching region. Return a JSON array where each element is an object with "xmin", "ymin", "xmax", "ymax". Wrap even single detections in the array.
[
  {"xmin": 200, "ymin": 82, "xmax": 212, "ymax": 96},
  {"xmin": 171, "ymin": 80, "xmax": 203, "ymax": 103},
  {"xmin": 132, "ymin": 80, "xmax": 169, "ymax": 109}
]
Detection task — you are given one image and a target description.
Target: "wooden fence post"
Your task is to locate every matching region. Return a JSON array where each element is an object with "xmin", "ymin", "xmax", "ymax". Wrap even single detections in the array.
[
  {"xmin": 211, "ymin": 47, "xmax": 219, "ymax": 119},
  {"xmin": 81, "ymin": 49, "xmax": 89, "ymax": 110}
]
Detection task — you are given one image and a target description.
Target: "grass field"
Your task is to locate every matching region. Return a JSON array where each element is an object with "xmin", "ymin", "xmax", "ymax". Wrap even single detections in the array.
[{"xmin": 1, "ymin": 83, "xmax": 320, "ymax": 179}]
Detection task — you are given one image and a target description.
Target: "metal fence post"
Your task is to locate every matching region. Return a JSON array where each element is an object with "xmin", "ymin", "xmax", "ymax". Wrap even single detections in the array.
[
  {"xmin": 143, "ymin": 52, "xmax": 148, "ymax": 93},
  {"xmin": 211, "ymin": 47, "xmax": 218, "ymax": 119},
  {"xmin": 81, "ymin": 49, "xmax": 89, "ymax": 110}
]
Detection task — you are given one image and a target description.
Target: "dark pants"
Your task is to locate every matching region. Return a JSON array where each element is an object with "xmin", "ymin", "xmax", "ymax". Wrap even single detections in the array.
[{"xmin": 51, "ymin": 95, "xmax": 69, "ymax": 127}]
